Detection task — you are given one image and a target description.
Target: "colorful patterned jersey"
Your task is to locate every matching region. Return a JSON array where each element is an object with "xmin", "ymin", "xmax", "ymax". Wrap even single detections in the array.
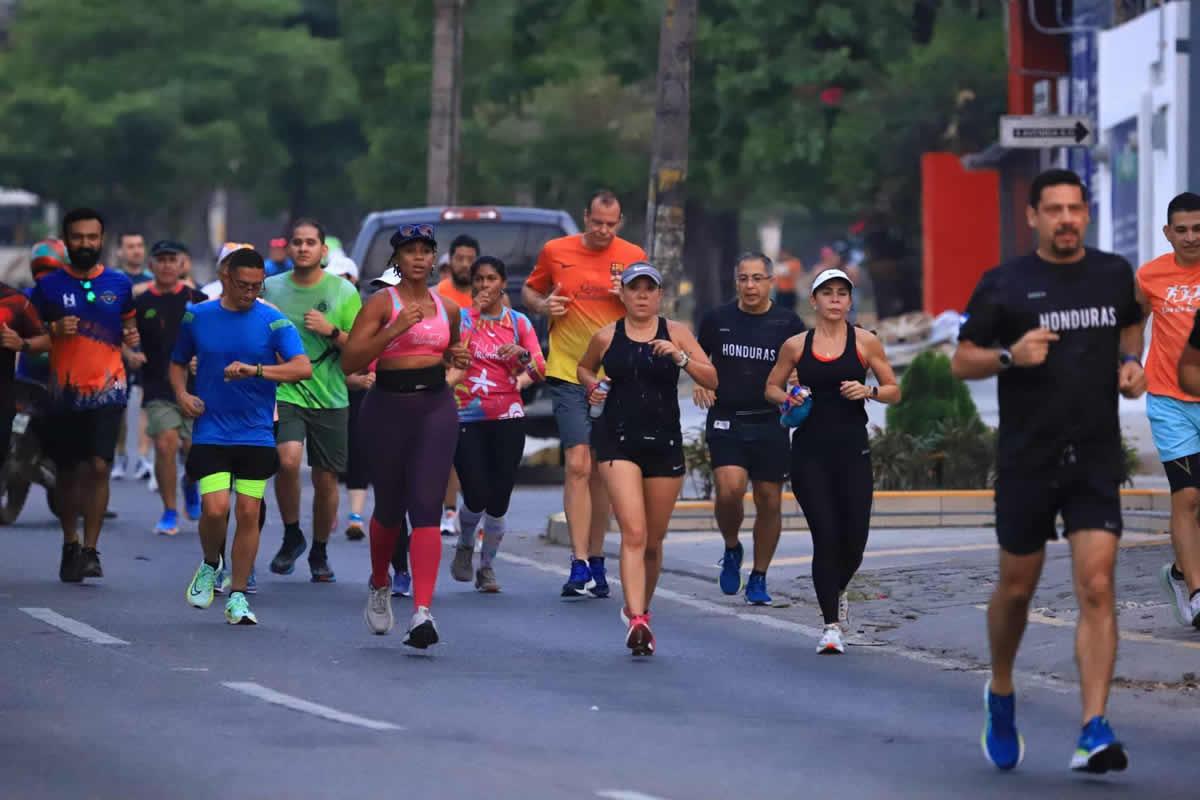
[{"xmin": 453, "ymin": 307, "xmax": 545, "ymax": 422}]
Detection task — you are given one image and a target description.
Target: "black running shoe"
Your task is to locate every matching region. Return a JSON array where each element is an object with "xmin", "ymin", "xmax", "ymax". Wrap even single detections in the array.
[
  {"xmin": 59, "ymin": 542, "xmax": 83, "ymax": 583},
  {"xmin": 308, "ymin": 553, "xmax": 336, "ymax": 583},
  {"xmin": 269, "ymin": 531, "xmax": 307, "ymax": 575},
  {"xmin": 79, "ymin": 547, "xmax": 103, "ymax": 578}
]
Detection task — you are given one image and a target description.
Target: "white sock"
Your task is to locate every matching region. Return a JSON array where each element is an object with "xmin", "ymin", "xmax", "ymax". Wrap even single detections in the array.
[
  {"xmin": 457, "ymin": 507, "xmax": 484, "ymax": 549},
  {"xmin": 480, "ymin": 513, "xmax": 505, "ymax": 568}
]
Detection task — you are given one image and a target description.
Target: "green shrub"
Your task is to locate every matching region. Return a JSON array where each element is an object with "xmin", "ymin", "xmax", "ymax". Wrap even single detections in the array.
[
  {"xmin": 681, "ymin": 425, "xmax": 714, "ymax": 499},
  {"xmin": 887, "ymin": 351, "xmax": 981, "ymax": 439}
]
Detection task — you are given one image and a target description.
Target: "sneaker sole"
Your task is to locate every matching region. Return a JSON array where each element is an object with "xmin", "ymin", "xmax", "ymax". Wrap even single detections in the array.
[
  {"xmin": 981, "ymin": 681, "xmax": 1025, "ymax": 770},
  {"xmin": 1070, "ymin": 743, "xmax": 1128, "ymax": 773},
  {"xmin": 718, "ymin": 571, "xmax": 742, "ymax": 596},
  {"xmin": 1159, "ymin": 565, "xmax": 1191, "ymax": 626},
  {"xmin": 626, "ymin": 624, "xmax": 654, "ymax": 656},
  {"xmin": 225, "ymin": 614, "xmax": 257, "ymax": 625},
  {"xmin": 156, "ymin": 529, "xmax": 179, "ymax": 536},
  {"xmin": 345, "ymin": 527, "xmax": 365, "ymax": 541},
  {"xmin": 186, "ymin": 592, "xmax": 214, "ymax": 609},
  {"xmin": 744, "ymin": 596, "xmax": 771, "ymax": 606},
  {"xmin": 817, "ymin": 645, "xmax": 845, "ymax": 655},
  {"xmin": 561, "ymin": 586, "xmax": 590, "ymax": 599},
  {"xmin": 403, "ymin": 621, "xmax": 439, "ymax": 649},
  {"xmin": 364, "ymin": 608, "xmax": 394, "ymax": 636}
]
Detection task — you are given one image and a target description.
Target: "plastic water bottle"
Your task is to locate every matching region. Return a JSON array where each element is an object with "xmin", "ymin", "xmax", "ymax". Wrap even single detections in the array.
[
  {"xmin": 779, "ymin": 385, "xmax": 813, "ymax": 428},
  {"xmin": 589, "ymin": 380, "xmax": 610, "ymax": 419}
]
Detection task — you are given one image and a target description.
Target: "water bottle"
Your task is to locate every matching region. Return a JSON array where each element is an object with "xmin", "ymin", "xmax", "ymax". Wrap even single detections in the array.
[
  {"xmin": 779, "ymin": 384, "xmax": 813, "ymax": 428},
  {"xmin": 589, "ymin": 380, "xmax": 610, "ymax": 419}
]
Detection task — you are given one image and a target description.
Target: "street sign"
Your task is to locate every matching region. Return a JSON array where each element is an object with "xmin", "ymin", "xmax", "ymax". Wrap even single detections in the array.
[{"xmin": 999, "ymin": 115, "xmax": 1095, "ymax": 148}]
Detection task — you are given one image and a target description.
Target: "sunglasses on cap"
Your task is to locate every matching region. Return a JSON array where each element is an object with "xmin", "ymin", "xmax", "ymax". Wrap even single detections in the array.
[{"xmin": 397, "ymin": 224, "xmax": 434, "ymax": 240}]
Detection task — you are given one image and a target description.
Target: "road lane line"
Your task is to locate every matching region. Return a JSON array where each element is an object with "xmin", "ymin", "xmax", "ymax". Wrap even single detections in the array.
[
  {"xmin": 596, "ymin": 791, "xmax": 671, "ymax": 800},
  {"xmin": 20, "ymin": 607, "xmax": 129, "ymax": 645},
  {"xmin": 221, "ymin": 681, "xmax": 402, "ymax": 731}
]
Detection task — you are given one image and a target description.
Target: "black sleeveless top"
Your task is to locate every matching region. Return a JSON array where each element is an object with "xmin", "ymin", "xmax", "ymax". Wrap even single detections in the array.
[
  {"xmin": 793, "ymin": 322, "xmax": 868, "ymax": 445},
  {"xmin": 600, "ymin": 317, "xmax": 682, "ymax": 447}
]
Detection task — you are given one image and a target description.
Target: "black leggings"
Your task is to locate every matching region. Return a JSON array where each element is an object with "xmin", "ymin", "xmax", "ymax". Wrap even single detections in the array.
[
  {"xmin": 791, "ymin": 436, "xmax": 873, "ymax": 624},
  {"xmin": 343, "ymin": 389, "xmax": 370, "ymax": 491},
  {"xmin": 454, "ymin": 419, "xmax": 525, "ymax": 516}
]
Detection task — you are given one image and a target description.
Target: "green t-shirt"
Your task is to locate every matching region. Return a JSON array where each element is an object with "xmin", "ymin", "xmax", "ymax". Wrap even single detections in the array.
[{"xmin": 263, "ymin": 271, "xmax": 362, "ymax": 409}]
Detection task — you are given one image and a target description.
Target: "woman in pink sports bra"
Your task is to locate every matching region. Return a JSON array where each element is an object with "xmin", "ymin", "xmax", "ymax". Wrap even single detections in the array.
[{"xmin": 342, "ymin": 223, "xmax": 469, "ymax": 649}]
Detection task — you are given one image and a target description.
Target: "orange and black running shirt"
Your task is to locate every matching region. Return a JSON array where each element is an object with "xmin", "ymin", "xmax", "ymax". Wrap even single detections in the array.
[
  {"xmin": 0, "ymin": 283, "xmax": 44, "ymax": 410},
  {"xmin": 1137, "ymin": 252, "xmax": 1200, "ymax": 401}
]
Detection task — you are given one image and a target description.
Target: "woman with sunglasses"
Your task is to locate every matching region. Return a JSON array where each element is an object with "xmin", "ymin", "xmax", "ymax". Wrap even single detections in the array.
[
  {"xmin": 342, "ymin": 223, "xmax": 470, "ymax": 648},
  {"xmin": 577, "ymin": 262, "xmax": 717, "ymax": 655}
]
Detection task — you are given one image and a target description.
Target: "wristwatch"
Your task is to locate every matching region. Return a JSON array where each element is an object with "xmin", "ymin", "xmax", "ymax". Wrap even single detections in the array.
[
  {"xmin": 870, "ymin": 385, "xmax": 879, "ymax": 400},
  {"xmin": 517, "ymin": 350, "xmax": 532, "ymax": 365},
  {"xmin": 326, "ymin": 326, "xmax": 341, "ymax": 341},
  {"xmin": 998, "ymin": 349, "xmax": 1013, "ymax": 370},
  {"xmin": 19, "ymin": 339, "xmax": 29, "ymax": 353},
  {"xmin": 676, "ymin": 351, "xmax": 691, "ymax": 369},
  {"xmin": 1119, "ymin": 353, "xmax": 1141, "ymax": 367}
]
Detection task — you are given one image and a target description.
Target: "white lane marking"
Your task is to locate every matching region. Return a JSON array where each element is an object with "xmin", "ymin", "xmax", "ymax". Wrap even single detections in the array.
[
  {"xmin": 597, "ymin": 791, "xmax": 671, "ymax": 800},
  {"xmin": 171, "ymin": 667, "xmax": 210, "ymax": 672},
  {"xmin": 20, "ymin": 607, "xmax": 129, "ymax": 645},
  {"xmin": 221, "ymin": 681, "xmax": 402, "ymax": 731}
]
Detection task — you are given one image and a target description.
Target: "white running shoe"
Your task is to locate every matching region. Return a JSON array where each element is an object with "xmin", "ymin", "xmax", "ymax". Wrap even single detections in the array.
[
  {"xmin": 838, "ymin": 591, "xmax": 850, "ymax": 630},
  {"xmin": 403, "ymin": 606, "xmax": 439, "ymax": 649},
  {"xmin": 133, "ymin": 456, "xmax": 153, "ymax": 481},
  {"xmin": 439, "ymin": 508, "xmax": 459, "ymax": 537},
  {"xmin": 1189, "ymin": 593, "xmax": 1200, "ymax": 630},
  {"xmin": 1159, "ymin": 563, "xmax": 1192, "ymax": 626},
  {"xmin": 110, "ymin": 456, "xmax": 127, "ymax": 480},
  {"xmin": 817, "ymin": 623, "xmax": 845, "ymax": 655},
  {"xmin": 364, "ymin": 581, "xmax": 394, "ymax": 635}
]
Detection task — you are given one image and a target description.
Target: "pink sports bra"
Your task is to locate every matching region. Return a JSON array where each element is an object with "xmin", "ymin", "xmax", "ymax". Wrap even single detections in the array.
[{"xmin": 379, "ymin": 287, "xmax": 451, "ymax": 361}]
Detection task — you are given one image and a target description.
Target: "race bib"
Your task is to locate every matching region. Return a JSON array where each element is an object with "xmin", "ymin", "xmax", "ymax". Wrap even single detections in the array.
[{"xmin": 713, "ymin": 419, "xmax": 731, "ymax": 431}]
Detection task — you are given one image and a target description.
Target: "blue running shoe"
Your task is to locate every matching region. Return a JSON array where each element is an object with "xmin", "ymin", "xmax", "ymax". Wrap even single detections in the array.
[
  {"xmin": 392, "ymin": 570, "xmax": 412, "ymax": 598},
  {"xmin": 981, "ymin": 680, "xmax": 1024, "ymax": 770},
  {"xmin": 718, "ymin": 543, "xmax": 743, "ymax": 595},
  {"xmin": 561, "ymin": 558, "xmax": 592, "ymax": 599},
  {"xmin": 1070, "ymin": 716, "xmax": 1128, "ymax": 773},
  {"xmin": 246, "ymin": 567, "xmax": 257, "ymax": 595},
  {"xmin": 588, "ymin": 557, "xmax": 610, "ymax": 599},
  {"xmin": 744, "ymin": 572, "xmax": 771, "ymax": 605},
  {"xmin": 183, "ymin": 479, "xmax": 201, "ymax": 521},
  {"xmin": 154, "ymin": 509, "xmax": 179, "ymax": 536}
]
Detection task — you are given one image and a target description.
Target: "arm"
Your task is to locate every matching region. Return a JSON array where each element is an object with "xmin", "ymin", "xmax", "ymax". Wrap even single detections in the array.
[
  {"xmin": 341, "ymin": 291, "xmax": 414, "ymax": 375},
  {"xmin": 765, "ymin": 335, "xmax": 804, "ymax": 406},
  {"xmin": 1117, "ymin": 321, "xmax": 1147, "ymax": 398},
  {"xmin": 576, "ymin": 325, "xmax": 616, "ymax": 395},
  {"xmin": 515, "ymin": 313, "xmax": 546, "ymax": 382},
  {"xmin": 851, "ymin": 330, "xmax": 900, "ymax": 404},
  {"xmin": 260, "ymin": 354, "xmax": 312, "ymax": 383},
  {"xmin": 664, "ymin": 320, "xmax": 718, "ymax": 391},
  {"xmin": 441, "ymin": 300, "xmax": 470, "ymax": 370}
]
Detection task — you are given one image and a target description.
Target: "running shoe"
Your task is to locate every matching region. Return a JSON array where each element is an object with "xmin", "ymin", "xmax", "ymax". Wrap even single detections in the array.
[
  {"xmin": 345, "ymin": 512, "xmax": 365, "ymax": 541},
  {"xmin": 183, "ymin": 479, "xmax": 201, "ymax": 521},
  {"xmin": 147, "ymin": 470, "xmax": 158, "ymax": 493},
  {"xmin": 213, "ymin": 557, "xmax": 233, "ymax": 595},
  {"xmin": 246, "ymin": 567, "xmax": 257, "ymax": 595},
  {"xmin": 718, "ymin": 542, "xmax": 743, "ymax": 595},
  {"xmin": 475, "ymin": 566, "xmax": 500, "ymax": 593},
  {"xmin": 838, "ymin": 591, "xmax": 851, "ymax": 630},
  {"xmin": 744, "ymin": 573, "xmax": 771, "ymax": 606},
  {"xmin": 620, "ymin": 606, "xmax": 651, "ymax": 626},
  {"xmin": 1159, "ymin": 563, "xmax": 1192, "ymax": 626},
  {"xmin": 588, "ymin": 557, "xmax": 610, "ymax": 598},
  {"xmin": 439, "ymin": 508, "xmax": 459, "ymax": 537},
  {"xmin": 110, "ymin": 455, "xmax": 127, "ymax": 480},
  {"xmin": 154, "ymin": 509, "xmax": 179, "ymax": 537},
  {"xmin": 59, "ymin": 541, "xmax": 82, "ymax": 583},
  {"xmin": 816, "ymin": 623, "xmax": 845, "ymax": 655},
  {"xmin": 625, "ymin": 614, "xmax": 654, "ymax": 656},
  {"xmin": 1189, "ymin": 593, "xmax": 1200, "ymax": 629},
  {"xmin": 308, "ymin": 553, "xmax": 336, "ymax": 583},
  {"xmin": 224, "ymin": 591, "xmax": 257, "ymax": 625},
  {"xmin": 187, "ymin": 561, "xmax": 217, "ymax": 609},
  {"xmin": 133, "ymin": 456, "xmax": 153, "ymax": 481},
  {"xmin": 1070, "ymin": 716, "xmax": 1127, "ymax": 773},
  {"xmin": 365, "ymin": 581, "xmax": 394, "ymax": 635},
  {"xmin": 79, "ymin": 547, "xmax": 102, "ymax": 578},
  {"xmin": 403, "ymin": 606, "xmax": 439, "ymax": 649},
  {"xmin": 451, "ymin": 544, "xmax": 474, "ymax": 582},
  {"xmin": 561, "ymin": 558, "xmax": 592, "ymax": 599},
  {"xmin": 269, "ymin": 530, "xmax": 307, "ymax": 575},
  {"xmin": 981, "ymin": 680, "xmax": 1024, "ymax": 770},
  {"xmin": 392, "ymin": 571, "xmax": 412, "ymax": 597}
]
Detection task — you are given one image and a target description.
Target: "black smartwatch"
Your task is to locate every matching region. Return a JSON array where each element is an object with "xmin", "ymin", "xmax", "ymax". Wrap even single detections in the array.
[
  {"xmin": 1119, "ymin": 353, "xmax": 1141, "ymax": 367},
  {"xmin": 998, "ymin": 349, "xmax": 1013, "ymax": 370},
  {"xmin": 326, "ymin": 326, "xmax": 341, "ymax": 341}
]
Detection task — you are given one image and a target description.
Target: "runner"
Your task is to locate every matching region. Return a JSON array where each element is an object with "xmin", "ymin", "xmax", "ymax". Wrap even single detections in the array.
[
  {"xmin": 112, "ymin": 230, "xmax": 154, "ymax": 483},
  {"xmin": 446, "ymin": 256, "xmax": 545, "ymax": 592},
  {"xmin": 523, "ymin": 189, "xmax": 646, "ymax": 598},
  {"xmin": 0, "ymin": 282, "xmax": 50, "ymax": 472},
  {"xmin": 263, "ymin": 218, "xmax": 362, "ymax": 583},
  {"xmin": 1136, "ymin": 192, "xmax": 1200, "ymax": 629},
  {"xmin": 695, "ymin": 252, "xmax": 805, "ymax": 605},
  {"xmin": 341, "ymin": 223, "xmax": 469, "ymax": 647},
  {"xmin": 30, "ymin": 208, "xmax": 140, "ymax": 582},
  {"xmin": 765, "ymin": 268, "xmax": 900, "ymax": 654},
  {"xmin": 436, "ymin": 234, "xmax": 479, "ymax": 537},
  {"xmin": 952, "ymin": 169, "xmax": 1143, "ymax": 773},
  {"xmin": 265, "ymin": 237, "xmax": 293, "ymax": 277},
  {"xmin": 174, "ymin": 247, "xmax": 310, "ymax": 624},
  {"xmin": 577, "ymin": 262, "xmax": 716, "ymax": 655},
  {"xmin": 134, "ymin": 240, "xmax": 208, "ymax": 535}
]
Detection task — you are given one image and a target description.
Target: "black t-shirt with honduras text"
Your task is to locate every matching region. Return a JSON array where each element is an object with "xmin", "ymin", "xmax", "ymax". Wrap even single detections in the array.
[
  {"xmin": 698, "ymin": 301, "xmax": 805, "ymax": 414},
  {"xmin": 958, "ymin": 249, "xmax": 1141, "ymax": 474},
  {"xmin": 135, "ymin": 284, "xmax": 209, "ymax": 404}
]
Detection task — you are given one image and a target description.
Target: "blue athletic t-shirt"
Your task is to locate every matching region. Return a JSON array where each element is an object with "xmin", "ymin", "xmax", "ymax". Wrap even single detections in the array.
[{"xmin": 171, "ymin": 300, "xmax": 305, "ymax": 447}]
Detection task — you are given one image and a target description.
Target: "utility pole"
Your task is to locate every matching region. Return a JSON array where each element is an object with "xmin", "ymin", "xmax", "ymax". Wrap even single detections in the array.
[
  {"xmin": 644, "ymin": 0, "xmax": 696, "ymax": 315},
  {"xmin": 427, "ymin": 0, "xmax": 465, "ymax": 206}
]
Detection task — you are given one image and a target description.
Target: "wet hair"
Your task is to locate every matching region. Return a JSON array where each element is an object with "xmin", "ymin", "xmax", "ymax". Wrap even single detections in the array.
[
  {"xmin": 224, "ymin": 248, "xmax": 265, "ymax": 272},
  {"xmin": 1029, "ymin": 169, "xmax": 1088, "ymax": 209},
  {"xmin": 585, "ymin": 189, "xmax": 621, "ymax": 216},
  {"xmin": 734, "ymin": 250, "xmax": 773, "ymax": 275},
  {"xmin": 289, "ymin": 217, "xmax": 326, "ymax": 243},
  {"xmin": 1167, "ymin": 192, "xmax": 1200, "ymax": 224},
  {"xmin": 470, "ymin": 255, "xmax": 507, "ymax": 281},
  {"xmin": 449, "ymin": 234, "xmax": 481, "ymax": 258},
  {"xmin": 61, "ymin": 207, "xmax": 105, "ymax": 238}
]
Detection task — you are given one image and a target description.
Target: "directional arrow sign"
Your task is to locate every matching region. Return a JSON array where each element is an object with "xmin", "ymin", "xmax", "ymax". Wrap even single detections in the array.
[{"xmin": 999, "ymin": 115, "xmax": 1095, "ymax": 149}]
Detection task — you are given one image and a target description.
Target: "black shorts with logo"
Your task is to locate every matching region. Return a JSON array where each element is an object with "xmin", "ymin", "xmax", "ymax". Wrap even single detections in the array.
[
  {"xmin": 705, "ymin": 408, "xmax": 790, "ymax": 483},
  {"xmin": 592, "ymin": 420, "xmax": 685, "ymax": 479},
  {"xmin": 43, "ymin": 406, "xmax": 124, "ymax": 469},
  {"xmin": 185, "ymin": 444, "xmax": 279, "ymax": 485},
  {"xmin": 994, "ymin": 450, "xmax": 1123, "ymax": 555}
]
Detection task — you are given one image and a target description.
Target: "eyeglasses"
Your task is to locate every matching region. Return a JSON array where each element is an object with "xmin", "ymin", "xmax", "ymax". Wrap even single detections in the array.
[
  {"xmin": 397, "ymin": 224, "xmax": 435, "ymax": 240},
  {"xmin": 231, "ymin": 278, "xmax": 264, "ymax": 293},
  {"xmin": 735, "ymin": 274, "xmax": 771, "ymax": 284}
]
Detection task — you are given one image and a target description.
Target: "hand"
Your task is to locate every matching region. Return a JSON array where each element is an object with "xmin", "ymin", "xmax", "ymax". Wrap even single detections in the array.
[
  {"xmin": 650, "ymin": 339, "xmax": 682, "ymax": 363},
  {"xmin": 126, "ymin": 350, "xmax": 148, "ymax": 368},
  {"xmin": 348, "ymin": 371, "xmax": 376, "ymax": 391},
  {"xmin": 693, "ymin": 386, "xmax": 715, "ymax": 409},
  {"xmin": 122, "ymin": 326, "xmax": 140, "ymax": 348},
  {"xmin": 785, "ymin": 385, "xmax": 812, "ymax": 407},
  {"xmin": 0, "ymin": 324, "xmax": 22, "ymax": 351},
  {"xmin": 446, "ymin": 342, "xmax": 470, "ymax": 369},
  {"xmin": 177, "ymin": 392, "xmax": 206, "ymax": 418},
  {"xmin": 610, "ymin": 273, "xmax": 622, "ymax": 296},
  {"xmin": 1010, "ymin": 327, "xmax": 1059, "ymax": 367},
  {"xmin": 1118, "ymin": 360, "xmax": 1146, "ymax": 399},
  {"xmin": 840, "ymin": 381, "xmax": 871, "ymax": 401},
  {"xmin": 496, "ymin": 343, "xmax": 527, "ymax": 362},
  {"xmin": 55, "ymin": 316, "xmax": 80, "ymax": 337},
  {"xmin": 587, "ymin": 382, "xmax": 608, "ymax": 406},
  {"xmin": 223, "ymin": 361, "xmax": 257, "ymax": 381},
  {"xmin": 515, "ymin": 372, "xmax": 534, "ymax": 391},
  {"xmin": 545, "ymin": 284, "xmax": 572, "ymax": 318},
  {"xmin": 304, "ymin": 309, "xmax": 333, "ymax": 337},
  {"xmin": 385, "ymin": 303, "xmax": 424, "ymax": 338}
]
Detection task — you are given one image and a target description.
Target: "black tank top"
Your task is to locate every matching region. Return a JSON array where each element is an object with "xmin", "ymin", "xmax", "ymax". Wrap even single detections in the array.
[
  {"xmin": 601, "ymin": 317, "xmax": 681, "ymax": 445},
  {"xmin": 794, "ymin": 322, "xmax": 868, "ymax": 444}
]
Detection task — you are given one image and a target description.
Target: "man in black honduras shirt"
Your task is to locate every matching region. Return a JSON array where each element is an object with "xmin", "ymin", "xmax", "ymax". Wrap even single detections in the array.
[
  {"xmin": 953, "ymin": 169, "xmax": 1145, "ymax": 775},
  {"xmin": 696, "ymin": 252, "xmax": 805, "ymax": 606}
]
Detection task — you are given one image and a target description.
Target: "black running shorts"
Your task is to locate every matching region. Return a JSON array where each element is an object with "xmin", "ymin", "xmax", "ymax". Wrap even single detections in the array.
[
  {"xmin": 705, "ymin": 409, "xmax": 790, "ymax": 482},
  {"xmin": 994, "ymin": 464, "xmax": 1123, "ymax": 555},
  {"xmin": 593, "ymin": 422, "xmax": 685, "ymax": 479},
  {"xmin": 43, "ymin": 406, "xmax": 124, "ymax": 469}
]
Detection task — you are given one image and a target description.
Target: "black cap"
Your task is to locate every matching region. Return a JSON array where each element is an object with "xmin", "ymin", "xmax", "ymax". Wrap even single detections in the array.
[
  {"xmin": 151, "ymin": 239, "xmax": 189, "ymax": 257},
  {"xmin": 225, "ymin": 248, "xmax": 265, "ymax": 271}
]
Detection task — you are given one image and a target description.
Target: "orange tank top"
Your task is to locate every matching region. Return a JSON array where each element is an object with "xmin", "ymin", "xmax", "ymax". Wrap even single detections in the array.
[{"xmin": 1137, "ymin": 252, "xmax": 1200, "ymax": 401}]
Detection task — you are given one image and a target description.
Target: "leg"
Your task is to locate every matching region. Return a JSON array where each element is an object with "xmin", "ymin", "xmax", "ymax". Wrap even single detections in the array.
[
  {"xmin": 154, "ymin": 429, "xmax": 181, "ymax": 511},
  {"xmin": 310, "ymin": 467, "xmax": 339, "ymax": 544},
  {"xmin": 479, "ymin": 421, "xmax": 526, "ymax": 568},
  {"xmin": 749, "ymin": 480, "xmax": 783, "ymax": 573},
  {"xmin": 304, "ymin": 406, "xmax": 349, "ymax": 546},
  {"xmin": 198, "ymin": 485, "xmax": 231, "ymax": 564},
  {"xmin": 1168, "ymin": 485, "xmax": 1200, "ymax": 592},
  {"xmin": 833, "ymin": 449, "xmax": 874, "ymax": 592},
  {"xmin": 712, "ymin": 465, "xmax": 749, "ymax": 550},
  {"xmin": 403, "ymin": 390, "xmax": 458, "ymax": 609},
  {"xmin": 80, "ymin": 456, "xmax": 111, "ymax": 549},
  {"xmin": 56, "ymin": 463, "xmax": 83, "ymax": 544},
  {"xmin": 274, "ymin": 441, "xmax": 303, "ymax": 526},
  {"xmin": 349, "ymin": 489, "xmax": 367, "ymax": 517},
  {"xmin": 602, "ymin": 460, "xmax": 650, "ymax": 615},
  {"xmin": 987, "ymin": 549, "xmax": 1046, "ymax": 696},
  {"xmin": 444, "ymin": 467, "xmax": 460, "ymax": 510},
  {"xmin": 230, "ymin": 491, "xmax": 266, "ymax": 592},
  {"xmin": 587, "ymin": 461, "xmax": 610, "ymax": 558},
  {"xmin": 641, "ymin": 475, "xmax": 683, "ymax": 608},
  {"xmin": 1069, "ymin": 530, "xmax": 1119, "ymax": 722},
  {"xmin": 563, "ymin": 443, "xmax": 594, "ymax": 560},
  {"xmin": 791, "ymin": 451, "xmax": 842, "ymax": 624},
  {"xmin": 453, "ymin": 423, "xmax": 489, "ymax": 548}
]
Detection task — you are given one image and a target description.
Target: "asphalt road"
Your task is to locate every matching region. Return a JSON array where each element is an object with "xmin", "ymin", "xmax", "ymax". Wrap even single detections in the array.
[{"xmin": 2, "ymin": 479, "xmax": 1195, "ymax": 799}]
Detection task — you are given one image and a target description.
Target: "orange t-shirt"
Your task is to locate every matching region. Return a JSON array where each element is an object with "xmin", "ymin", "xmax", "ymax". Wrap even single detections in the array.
[
  {"xmin": 436, "ymin": 278, "xmax": 473, "ymax": 311},
  {"xmin": 774, "ymin": 257, "xmax": 802, "ymax": 292},
  {"xmin": 1136, "ymin": 252, "xmax": 1200, "ymax": 400},
  {"xmin": 525, "ymin": 234, "xmax": 646, "ymax": 383}
]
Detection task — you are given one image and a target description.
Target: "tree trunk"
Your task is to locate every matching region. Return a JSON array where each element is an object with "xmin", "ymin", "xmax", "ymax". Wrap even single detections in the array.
[
  {"xmin": 427, "ymin": 0, "xmax": 465, "ymax": 206},
  {"xmin": 684, "ymin": 199, "xmax": 739, "ymax": 326}
]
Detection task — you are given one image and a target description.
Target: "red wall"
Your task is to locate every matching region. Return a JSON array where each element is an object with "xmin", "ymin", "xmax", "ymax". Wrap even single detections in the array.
[
  {"xmin": 1007, "ymin": 0, "xmax": 1069, "ymax": 114},
  {"xmin": 922, "ymin": 153, "xmax": 1001, "ymax": 314}
]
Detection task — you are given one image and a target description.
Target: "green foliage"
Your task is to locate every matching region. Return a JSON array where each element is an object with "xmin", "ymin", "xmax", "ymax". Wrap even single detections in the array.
[
  {"xmin": 886, "ymin": 351, "xmax": 981, "ymax": 439},
  {"xmin": 681, "ymin": 425, "xmax": 714, "ymax": 500}
]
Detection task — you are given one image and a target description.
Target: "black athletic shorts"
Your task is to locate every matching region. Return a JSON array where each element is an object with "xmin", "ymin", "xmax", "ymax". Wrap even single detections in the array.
[
  {"xmin": 185, "ymin": 444, "xmax": 279, "ymax": 486},
  {"xmin": 994, "ymin": 456, "xmax": 1123, "ymax": 556},
  {"xmin": 593, "ymin": 422, "xmax": 685, "ymax": 479},
  {"xmin": 1163, "ymin": 453, "xmax": 1200, "ymax": 494},
  {"xmin": 706, "ymin": 409, "xmax": 790, "ymax": 482},
  {"xmin": 43, "ymin": 405, "xmax": 124, "ymax": 469}
]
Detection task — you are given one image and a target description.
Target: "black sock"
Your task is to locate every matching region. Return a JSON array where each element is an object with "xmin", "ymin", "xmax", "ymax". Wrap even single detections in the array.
[
  {"xmin": 726, "ymin": 541, "xmax": 743, "ymax": 554},
  {"xmin": 310, "ymin": 540, "xmax": 326, "ymax": 559},
  {"xmin": 284, "ymin": 522, "xmax": 302, "ymax": 540},
  {"xmin": 588, "ymin": 555, "xmax": 605, "ymax": 567},
  {"xmin": 204, "ymin": 558, "xmax": 220, "ymax": 570},
  {"xmin": 1172, "ymin": 564, "xmax": 1186, "ymax": 581},
  {"xmin": 750, "ymin": 569, "xmax": 766, "ymax": 580}
]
